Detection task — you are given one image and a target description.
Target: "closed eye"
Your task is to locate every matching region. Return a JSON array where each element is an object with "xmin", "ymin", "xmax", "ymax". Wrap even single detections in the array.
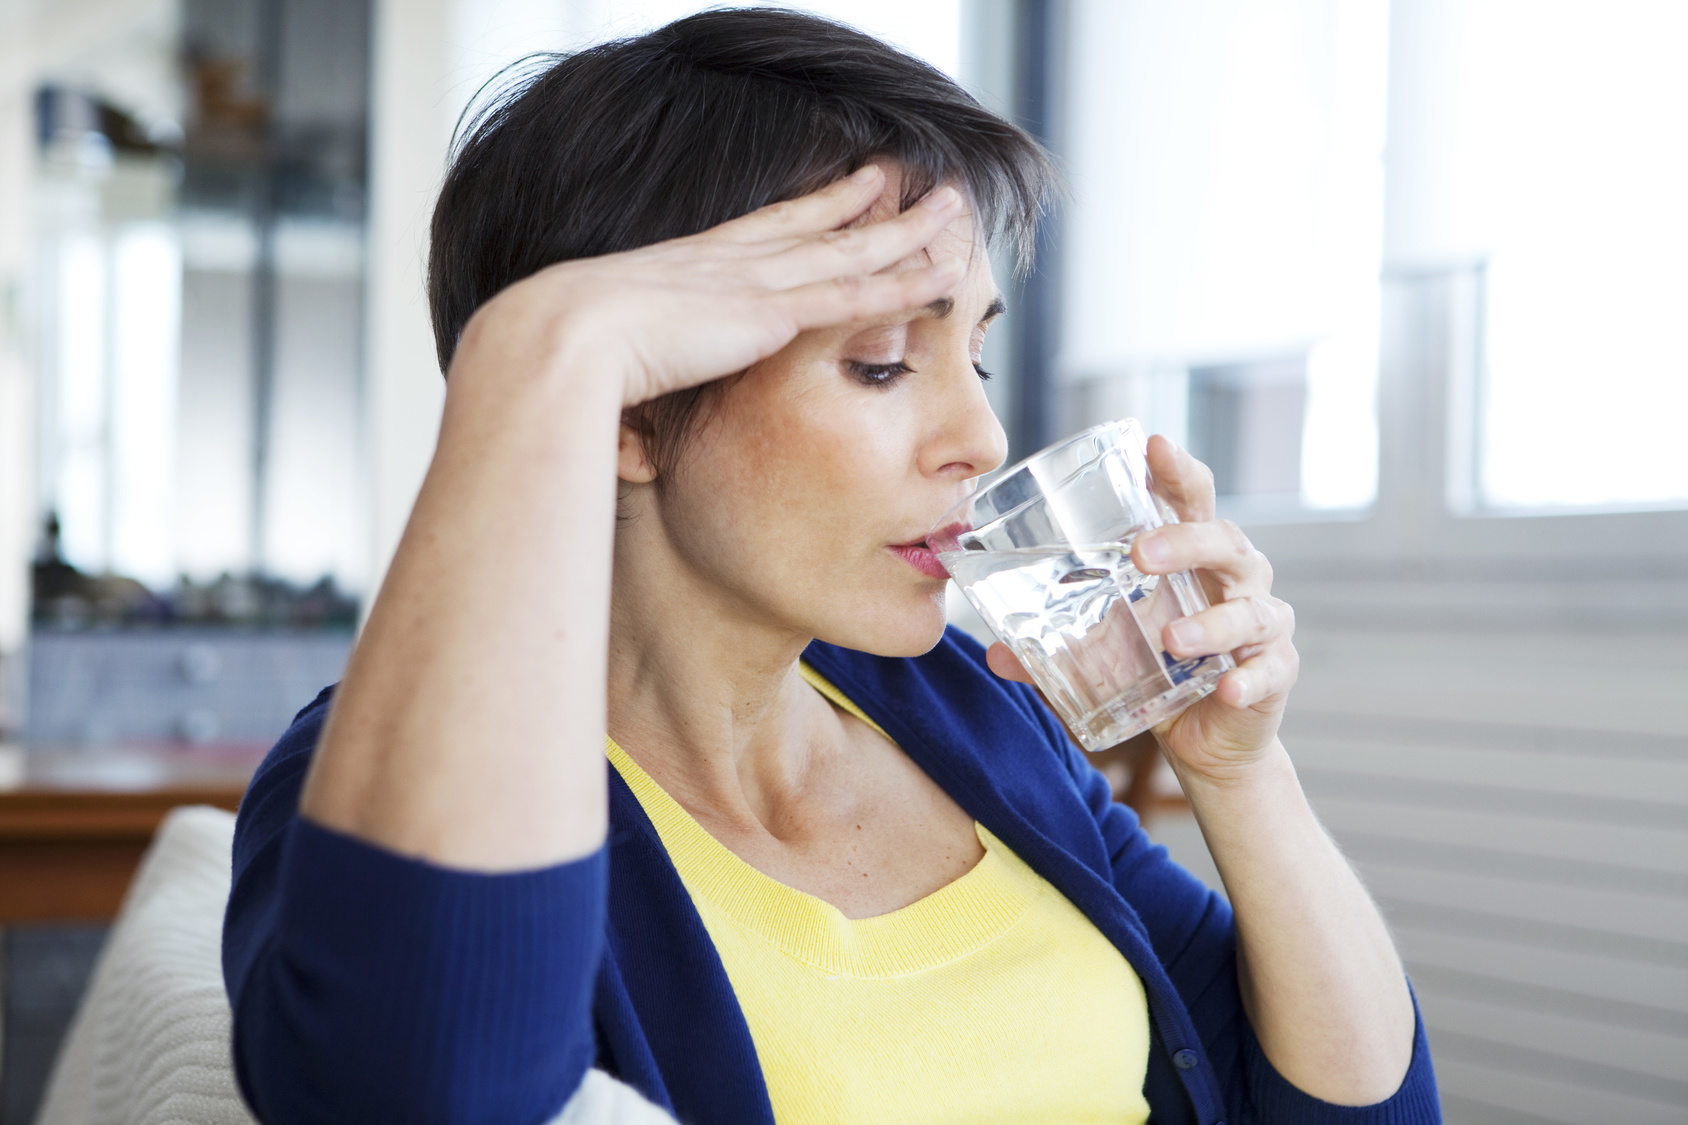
[
  {"xmin": 848, "ymin": 359, "xmax": 993, "ymax": 387},
  {"xmin": 847, "ymin": 360, "xmax": 913, "ymax": 388}
]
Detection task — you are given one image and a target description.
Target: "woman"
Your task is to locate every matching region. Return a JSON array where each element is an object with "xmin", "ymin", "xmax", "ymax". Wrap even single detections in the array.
[{"xmin": 223, "ymin": 10, "xmax": 1439, "ymax": 1124}]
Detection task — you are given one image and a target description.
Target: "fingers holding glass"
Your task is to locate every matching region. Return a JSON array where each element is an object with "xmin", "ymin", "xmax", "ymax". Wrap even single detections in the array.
[
  {"xmin": 985, "ymin": 642, "xmax": 1033, "ymax": 684},
  {"xmin": 1132, "ymin": 520, "xmax": 1268, "ymax": 594},
  {"xmin": 1214, "ymin": 638, "xmax": 1299, "ymax": 710},
  {"xmin": 1146, "ymin": 435, "xmax": 1217, "ymax": 523},
  {"xmin": 1162, "ymin": 594, "xmax": 1293, "ymax": 662}
]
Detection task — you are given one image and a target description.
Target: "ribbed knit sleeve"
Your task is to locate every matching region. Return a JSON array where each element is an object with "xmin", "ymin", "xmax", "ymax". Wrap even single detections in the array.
[
  {"xmin": 222, "ymin": 688, "xmax": 607, "ymax": 1125},
  {"xmin": 1242, "ymin": 992, "xmax": 1440, "ymax": 1124},
  {"xmin": 1059, "ymin": 734, "xmax": 1442, "ymax": 1123}
]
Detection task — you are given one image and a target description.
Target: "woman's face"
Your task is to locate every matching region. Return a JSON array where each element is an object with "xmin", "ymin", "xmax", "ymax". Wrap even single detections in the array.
[{"xmin": 623, "ymin": 190, "xmax": 1008, "ymax": 657}]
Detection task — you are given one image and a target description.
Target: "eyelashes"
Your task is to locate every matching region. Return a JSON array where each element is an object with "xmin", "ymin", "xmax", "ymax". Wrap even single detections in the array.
[
  {"xmin": 845, "ymin": 360, "xmax": 995, "ymax": 388},
  {"xmin": 847, "ymin": 360, "xmax": 914, "ymax": 387}
]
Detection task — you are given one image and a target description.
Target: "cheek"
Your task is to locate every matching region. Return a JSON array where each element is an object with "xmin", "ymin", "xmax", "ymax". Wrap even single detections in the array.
[
  {"xmin": 732, "ymin": 383, "xmax": 909, "ymax": 501},
  {"xmin": 777, "ymin": 402, "xmax": 921, "ymax": 547},
  {"xmin": 665, "ymin": 394, "xmax": 913, "ymax": 576},
  {"xmin": 659, "ymin": 419, "xmax": 830, "ymax": 563},
  {"xmin": 650, "ymin": 388, "xmax": 949, "ymax": 653}
]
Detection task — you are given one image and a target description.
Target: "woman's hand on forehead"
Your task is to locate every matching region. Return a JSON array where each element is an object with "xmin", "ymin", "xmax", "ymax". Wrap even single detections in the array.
[
  {"xmin": 453, "ymin": 165, "xmax": 967, "ymax": 408},
  {"xmin": 322, "ymin": 165, "xmax": 977, "ymax": 873}
]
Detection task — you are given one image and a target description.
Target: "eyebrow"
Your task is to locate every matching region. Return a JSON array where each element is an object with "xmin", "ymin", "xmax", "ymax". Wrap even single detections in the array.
[{"xmin": 921, "ymin": 294, "xmax": 1008, "ymax": 322}]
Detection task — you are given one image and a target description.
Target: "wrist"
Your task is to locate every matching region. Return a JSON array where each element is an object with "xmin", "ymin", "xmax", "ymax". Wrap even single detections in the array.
[
  {"xmin": 449, "ymin": 276, "xmax": 640, "ymax": 408},
  {"xmin": 1164, "ymin": 737, "xmax": 1298, "ymax": 802},
  {"xmin": 1167, "ymin": 740, "xmax": 1326, "ymax": 877}
]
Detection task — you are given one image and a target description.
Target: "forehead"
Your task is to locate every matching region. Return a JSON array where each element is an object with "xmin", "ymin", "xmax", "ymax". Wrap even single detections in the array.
[{"xmin": 845, "ymin": 167, "xmax": 985, "ymax": 271}]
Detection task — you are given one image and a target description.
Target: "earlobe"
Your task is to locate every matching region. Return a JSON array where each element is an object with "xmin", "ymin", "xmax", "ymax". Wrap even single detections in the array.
[{"xmin": 618, "ymin": 416, "xmax": 659, "ymax": 484}]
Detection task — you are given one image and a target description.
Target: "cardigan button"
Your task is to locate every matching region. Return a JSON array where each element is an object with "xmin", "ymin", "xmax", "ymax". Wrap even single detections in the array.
[{"xmin": 1173, "ymin": 1048, "xmax": 1199, "ymax": 1069}]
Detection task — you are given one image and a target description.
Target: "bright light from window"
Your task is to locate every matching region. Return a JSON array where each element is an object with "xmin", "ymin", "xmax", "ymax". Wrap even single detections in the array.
[
  {"xmin": 1459, "ymin": 1, "xmax": 1688, "ymax": 510},
  {"xmin": 109, "ymin": 224, "xmax": 182, "ymax": 589},
  {"xmin": 1060, "ymin": 0, "xmax": 1388, "ymax": 513},
  {"xmin": 1300, "ymin": 0, "xmax": 1387, "ymax": 510},
  {"xmin": 56, "ymin": 235, "xmax": 108, "ymax": 572}
]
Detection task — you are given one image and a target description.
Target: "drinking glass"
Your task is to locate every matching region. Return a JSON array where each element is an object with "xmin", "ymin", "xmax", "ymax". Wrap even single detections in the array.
[{"xmin": 929, "ymin": 419, "xmax": 1233, "ymax": 751}]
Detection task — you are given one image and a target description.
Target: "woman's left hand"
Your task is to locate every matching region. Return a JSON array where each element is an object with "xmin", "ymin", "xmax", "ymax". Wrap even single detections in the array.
[{"xmin": 985, "ymin": 434, "xmax": 1299, "ymax": 783}]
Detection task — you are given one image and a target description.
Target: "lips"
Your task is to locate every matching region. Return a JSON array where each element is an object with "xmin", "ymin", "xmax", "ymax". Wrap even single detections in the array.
[
  {"xmin": 925, "ymin": 521, "xmax": 971, "ymax": 555},
  {"xmin": 890, "ymin": 541, "xmax": 951, "ymax": 580}
]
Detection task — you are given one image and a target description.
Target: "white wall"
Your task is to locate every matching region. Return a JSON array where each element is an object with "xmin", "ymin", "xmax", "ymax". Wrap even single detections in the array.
[{"xmin": 363, "ymin": 0, "xmax": 451, "ymax": 606}]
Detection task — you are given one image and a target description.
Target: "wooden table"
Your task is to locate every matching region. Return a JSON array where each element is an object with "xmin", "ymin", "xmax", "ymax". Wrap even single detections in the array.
[{"xmin": 0, "ymin": 744, "xmax": 266, "ymax": 923}]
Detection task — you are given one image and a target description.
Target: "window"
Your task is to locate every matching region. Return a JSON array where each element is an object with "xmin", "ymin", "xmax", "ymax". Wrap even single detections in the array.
[
  {"xmin": 1468, "ymin": 2, "xmax": 1688, "ymax": 511},
  {"xmin": 1056, "ymin": 0, "xmax": 1389, "ymax": 519},
  {"xmin": 1389, "ymin": 0, "xmax": 1688, "ymax": 514}
]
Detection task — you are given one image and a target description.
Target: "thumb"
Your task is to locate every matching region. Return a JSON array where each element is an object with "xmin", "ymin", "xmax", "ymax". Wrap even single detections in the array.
[{"xmin": 985, "ymin": 642, "xmax": 1034, "ymax": 684}]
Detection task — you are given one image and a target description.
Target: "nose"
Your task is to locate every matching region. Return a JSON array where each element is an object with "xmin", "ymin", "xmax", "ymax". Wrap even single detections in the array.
[{"xmin": 923, "ymin": 358, "xmax": 1009, "ymax": 480}]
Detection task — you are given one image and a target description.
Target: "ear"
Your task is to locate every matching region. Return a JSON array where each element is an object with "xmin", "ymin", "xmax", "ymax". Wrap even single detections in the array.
[{"xmin": 618, "ymin": 414, "xmax": 659, "ymax": 485}]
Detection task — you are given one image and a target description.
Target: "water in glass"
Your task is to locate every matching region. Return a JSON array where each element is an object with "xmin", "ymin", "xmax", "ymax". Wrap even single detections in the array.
[{"xmin": 941, "ymin": 540, "xmax": 1232, "ymax": 750}]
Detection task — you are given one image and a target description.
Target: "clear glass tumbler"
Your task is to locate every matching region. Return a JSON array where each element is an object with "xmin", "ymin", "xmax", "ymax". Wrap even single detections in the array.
[{"xmin": 929, "ymin": 419, "xmax": 1233, "ymax": 751}]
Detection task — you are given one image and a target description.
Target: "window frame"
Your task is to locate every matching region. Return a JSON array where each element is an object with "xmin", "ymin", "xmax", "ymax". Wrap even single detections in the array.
[{"xmin": 1247, "ymin": 266, "xmax": 1688, "ymax": 582}]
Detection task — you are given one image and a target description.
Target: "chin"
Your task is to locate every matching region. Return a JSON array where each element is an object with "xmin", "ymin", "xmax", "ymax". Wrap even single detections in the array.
[{"xmin": 815, "ymin": 585, "xmax": 949, "ymax": 658}]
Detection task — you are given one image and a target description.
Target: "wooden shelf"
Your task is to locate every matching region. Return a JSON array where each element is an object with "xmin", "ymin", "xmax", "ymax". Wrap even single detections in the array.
[{"xmin": 0, "ymin": 745, "xmax": 264, "ymax": 923}]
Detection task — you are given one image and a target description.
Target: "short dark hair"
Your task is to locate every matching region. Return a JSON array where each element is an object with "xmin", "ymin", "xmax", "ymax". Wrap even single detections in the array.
[{"xmin": 428, "ymin": 7, "xmax": 1054, "ymax": 472}]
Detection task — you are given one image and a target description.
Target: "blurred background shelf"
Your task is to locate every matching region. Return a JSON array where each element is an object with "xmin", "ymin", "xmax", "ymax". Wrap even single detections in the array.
[{"xmin": 0, "ymin": 743, "xmax": 263, "ymax": 923}]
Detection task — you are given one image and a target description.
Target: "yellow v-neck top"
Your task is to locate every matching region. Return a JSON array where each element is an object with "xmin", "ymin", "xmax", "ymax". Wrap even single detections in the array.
[{"xmin": 605, "ymin": 665, "xmax": 1152, "ymax": 1124}]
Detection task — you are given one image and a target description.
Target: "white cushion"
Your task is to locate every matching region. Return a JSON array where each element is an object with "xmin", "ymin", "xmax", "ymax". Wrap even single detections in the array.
[
  {"xmin": 36, "ymin": 805, "xmax": 675, "ymax": 1125},
  {"xmin": 550, "ymin": 1070, "xmax": 679, "ymax": 1125},
  {"xmin": 37, "ymin": 806, "xmax": 257, "ymax": 1125}
]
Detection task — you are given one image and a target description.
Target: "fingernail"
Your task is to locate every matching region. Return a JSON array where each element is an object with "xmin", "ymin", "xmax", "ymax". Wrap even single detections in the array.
[
  {"xmin": 850, "ymin": 164, "xmax": 880, "ymax": 183},
  {"xmin": 1229, "ymin": 674, "xmax": 1252, "ymax": 705},
  {"xmin": 1137, "ymin": 535, "xmax": 1170, "ymax": 567},
  {"xmin": 921, "ymin": 185, "xmax": 960, "ymax": 211},
  {"xmin": 1168, "ymin": 619, "xmax": 1203, "ymax": 651}
]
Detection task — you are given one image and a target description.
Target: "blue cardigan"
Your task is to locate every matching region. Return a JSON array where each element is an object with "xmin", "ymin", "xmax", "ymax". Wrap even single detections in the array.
[{"xmin": 223, "ymin": 627, "xmax": 1440, "ymax": 1124}]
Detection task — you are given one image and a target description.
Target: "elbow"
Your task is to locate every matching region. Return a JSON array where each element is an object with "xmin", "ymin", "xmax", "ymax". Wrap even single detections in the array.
[{"xmin": 229, "ymin": 968, "xmax": 591, "ymax": 1125}]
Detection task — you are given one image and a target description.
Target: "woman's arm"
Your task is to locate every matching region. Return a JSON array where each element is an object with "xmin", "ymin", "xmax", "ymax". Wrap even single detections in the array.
[
  {"xmin": 1173, "ymin": 745, "xmax": 1415, "ymax": 1104},
  {"xmin": 300, "ymin": 168, "xmax": 964, "ymax": 869},
  {"xmin": 988, "ymin": 437, "xmax": 1415, "ymax": 1107},
  {"xmin": 1138, "ymin": 440, "xmax": 1415, "ymax": 1105}
]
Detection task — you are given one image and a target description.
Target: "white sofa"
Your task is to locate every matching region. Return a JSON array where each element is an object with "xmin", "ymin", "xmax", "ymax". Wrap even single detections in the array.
[{"xmin": 36, "ymin": 806, "xmax": 674, "ymax": 1125}]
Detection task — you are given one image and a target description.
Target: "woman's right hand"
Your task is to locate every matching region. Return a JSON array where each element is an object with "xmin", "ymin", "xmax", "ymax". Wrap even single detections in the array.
[{"xmin": 448, "ymin": 165, "xmax": 966, "ymax": 408}]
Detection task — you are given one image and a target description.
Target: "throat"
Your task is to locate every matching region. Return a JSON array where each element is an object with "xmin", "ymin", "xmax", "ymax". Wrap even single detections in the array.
[
  {"xmin": 609, "ymin": 664, "xmax": 851, "ymax": 838},
  {"xmin": 606, "ymin": 653, "xmax": 985, "ymax": 918}
]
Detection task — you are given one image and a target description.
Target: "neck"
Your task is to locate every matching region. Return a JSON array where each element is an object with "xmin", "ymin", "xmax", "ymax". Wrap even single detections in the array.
[{"xmin": 606, "ymin": 531, "xmax": 838, "ymax": 836}]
